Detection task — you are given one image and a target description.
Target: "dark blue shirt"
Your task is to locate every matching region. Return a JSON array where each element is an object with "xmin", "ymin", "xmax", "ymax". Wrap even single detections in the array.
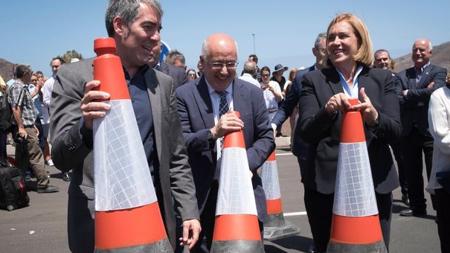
[{"xmin": 124, "ymin": 65, "xmax": 158, "ymax": 176}]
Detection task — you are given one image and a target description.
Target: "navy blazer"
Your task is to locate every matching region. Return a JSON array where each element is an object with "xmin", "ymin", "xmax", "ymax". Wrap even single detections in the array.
[
  {"xmin": 298, "ymin": 66, "xmax": 401, "ymax": 194},
  {"xmin": 398, "ymin": 64, "xmax": 447, "ymax": 136},
  {"xmin": 176, "ymin": 76, "xmax": 275, "ymax": 220},
  {"xmin": 272, "ymin": 65, "xmax": 315, "ymax": 157}
]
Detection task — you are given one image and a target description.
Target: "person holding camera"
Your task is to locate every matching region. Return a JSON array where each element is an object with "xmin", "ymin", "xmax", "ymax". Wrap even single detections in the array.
[{"xmin": 8, "ymin": 65, "xmax": 58, "ymax": 193}]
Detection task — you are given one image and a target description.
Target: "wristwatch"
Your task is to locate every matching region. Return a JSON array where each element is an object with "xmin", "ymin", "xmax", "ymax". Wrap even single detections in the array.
[{"xmin": 207, "ymin": 129, "xmax": 215, "ymax": 146}]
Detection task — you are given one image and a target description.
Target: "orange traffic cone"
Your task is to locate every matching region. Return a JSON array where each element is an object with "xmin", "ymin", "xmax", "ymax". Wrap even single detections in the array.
[
  {"xmin": 261, "ymin": 150, "xmax": 300, "ymax": 240},
  {"xmin": 327, "ymin": 99, "xmax": 387, "ymax": 253},
  {"xmin": 93, "ymin": 38, "xmax": 172, "ymax": 253},
  {"xmin": 211, "ymin": 111, "xmax": 264, "ymax": 253}
]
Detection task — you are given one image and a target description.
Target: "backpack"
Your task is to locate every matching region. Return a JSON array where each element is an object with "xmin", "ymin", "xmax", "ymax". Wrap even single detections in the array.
[{"xmin": 0, "ymin": 165, "xmax": 30, "ymax": 211}]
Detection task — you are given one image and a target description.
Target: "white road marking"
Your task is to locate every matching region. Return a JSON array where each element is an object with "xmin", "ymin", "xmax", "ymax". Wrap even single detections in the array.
[
  {"xmin": 275, "ymin": 152, "xmax": 293, "ymax": 156},
  {"xmin": 284, "ymin": 211, "xmax": 307, "ymax": 216}
]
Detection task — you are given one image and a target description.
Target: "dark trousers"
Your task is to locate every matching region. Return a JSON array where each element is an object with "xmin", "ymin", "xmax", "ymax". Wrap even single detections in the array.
[
  {"xmin": 189, "ymin": 182, "xmax": 264, "ymax": 253},
  {"xmin": 304, "ymin": 187, "xmax": 392, "ymax": 253},
  {"xmin": 190, "ymin": 182, "xmax": 218, "ymax": 253},
  {"xmin": 401, "ymin": 129, "xmax": 434, "ymax": 212},
  {"xmin": 435, "ymin": 189, "xmax": 450, "ymax": 253},
  {"xmin": 12, "ymin": 126, "xmax": 48, "ymax": 187},
  {"xmin": 0, "ymin": 130, "xmax": 7, "ymax": 166},
  {"xmin": 391, "ymin": 142, "xmax": 408, "ymax": 196}
]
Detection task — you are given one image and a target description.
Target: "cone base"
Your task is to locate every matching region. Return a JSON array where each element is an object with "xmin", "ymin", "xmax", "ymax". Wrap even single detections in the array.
[
  {"xmin": 327, "ymin": 240, "xmax": 387, "ymax": 253},
  {"xmin": 264, "ymin": 213, "xmax": 286, "ymax": 227},
  {"xmin": 263, "ymin": 215, "xmax": 300, "ymax": 241},
  {"xmin": 211, "ymin": 240, "xmax": 264, "ymax": 253},
  {"xmin": 95, "ymin": 239, "xmax": 173, "ymax": 253}
]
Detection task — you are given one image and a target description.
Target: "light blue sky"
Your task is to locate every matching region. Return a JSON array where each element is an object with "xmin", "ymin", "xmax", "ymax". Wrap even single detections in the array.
[{"xmin": 1, "ymin": 0, "xmax": 449, "ymax": 77}]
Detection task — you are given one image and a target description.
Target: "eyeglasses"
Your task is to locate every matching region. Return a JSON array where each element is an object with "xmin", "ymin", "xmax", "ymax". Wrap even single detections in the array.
[
  {"xmin": 209, "ymin": 61, "xmax": 238, "ymax": 70},
  {"xmin": 31, "ymin": 79, "xmax": 38, "ymax": 82},
  {"xmin": 261, "ymin": 74, "xmax": 270, "ymax": 77}
]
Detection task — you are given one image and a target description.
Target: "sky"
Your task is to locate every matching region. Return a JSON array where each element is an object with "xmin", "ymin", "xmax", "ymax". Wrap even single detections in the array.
[{"xmin": 1, "ymin": 0, "xmax": 449, "ymax": 77}]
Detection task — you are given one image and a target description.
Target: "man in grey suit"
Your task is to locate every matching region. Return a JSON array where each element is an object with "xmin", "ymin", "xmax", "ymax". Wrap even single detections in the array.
[
  {"xmin": 398, "ymin": 38, "xmax": 447, "ymax": 217},
  {"xmin": 50, "ymin": 1, "xmax": 200, "ymax": 252}
]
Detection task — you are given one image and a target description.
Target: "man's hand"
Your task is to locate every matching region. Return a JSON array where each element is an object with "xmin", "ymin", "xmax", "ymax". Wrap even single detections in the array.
[
  {"xmin": 210, "ymin": 112, "xmax": 244, "ymax": 139},
  {"xmin": 426, "ymin": 81, "xmax": 435, "ymax": 89},
  {"xmin": 402, "ymin": 89, "xmax": 409, "ymax": 96},
  {"xmin": 80, "ymin": 80, "xmax": 111, "ymax": 129},
  {"xmin": 179, "ymin": 219, "xmax": 201, "ymax": 249},
  {"xmin": 18, "ymin": 127, "xmax": 28, "ymax": 139}
]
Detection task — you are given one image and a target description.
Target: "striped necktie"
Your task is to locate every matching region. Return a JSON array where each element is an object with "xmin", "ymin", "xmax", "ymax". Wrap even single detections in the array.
[{"xmin": 217, "ymin": 90, "xmax": 229, "ymax": 117}]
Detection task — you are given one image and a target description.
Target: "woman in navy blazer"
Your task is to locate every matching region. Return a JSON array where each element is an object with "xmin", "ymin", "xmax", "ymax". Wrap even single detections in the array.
[{"xmin": 297, "ymin": 13, "xmax": 401, "ymax": 252}]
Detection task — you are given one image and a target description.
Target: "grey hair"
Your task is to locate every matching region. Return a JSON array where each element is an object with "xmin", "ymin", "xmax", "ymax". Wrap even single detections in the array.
[
  {"xmin": 166, "ymin": 49, "xmax": 186, "ymax": 65},
  {"xmin": 374, "ymin": 49, "xmax": 391, "ymax": 58},
  {"xmin": 314, "ymin": 32, "xmax": 327, "ymax": 49},
  {"xmin": 105, "ymin": 0, "xmax": 163, "ymax": 37}
]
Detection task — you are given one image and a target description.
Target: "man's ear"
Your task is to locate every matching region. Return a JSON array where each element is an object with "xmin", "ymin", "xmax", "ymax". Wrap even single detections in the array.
[
  {"xmin": 113, "ymin": 16, "xmax": 127, "ymax": 37},
  {"xmin": 312, "ymin": 47, "xmax": 317, "ymax": 57}
]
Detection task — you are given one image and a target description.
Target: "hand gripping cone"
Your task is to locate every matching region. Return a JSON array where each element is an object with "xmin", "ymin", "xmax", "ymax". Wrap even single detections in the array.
[
  {"xmin": 92, "ymin": 38, "xmax": 172, "ymax": 253},
  {"xmin": 261, "ymin": 151, "xmax": 300, "ymax": 240},
  {"xmin": 211, "ymin": 111, "xmax": 264, "ymax": 253},
  {"xmin": 327, "ymin": 99, "xmax": 387, "ymax": 253}
]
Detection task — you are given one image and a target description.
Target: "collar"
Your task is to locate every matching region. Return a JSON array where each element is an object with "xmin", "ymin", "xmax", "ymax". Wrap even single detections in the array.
[
  {"xmin": 123, "ymin": 64, "xmax": 149, "ymax": 80},
  {"xmin": 416, "ymin": 61, "xmax": 431, "ymax": 73},
  {"xmin": 336, "ymin": 65, "xmax": 364, "ymax": 84},
  {"xmin": 206, "ymin": 78, "xmax": 233, "ymax": 96},
  {"xmin": 336, "ymin": 65, "xmax": 364, "ymax": 98}
]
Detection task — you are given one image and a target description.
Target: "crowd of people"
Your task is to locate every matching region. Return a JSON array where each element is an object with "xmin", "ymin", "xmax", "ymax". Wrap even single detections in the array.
[{"xmin": 0, "ymin": 0, "xmax": 449, "ymax": 253}]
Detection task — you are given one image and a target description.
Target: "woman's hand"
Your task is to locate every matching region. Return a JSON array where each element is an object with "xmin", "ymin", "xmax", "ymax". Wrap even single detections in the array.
[
  {"xmin": 351, "ymin": 88, "xmax": 379, "ymax": 126},
  {"xmin": 324, "ymin": 92, "xmax": 351, "ymax": 115}
]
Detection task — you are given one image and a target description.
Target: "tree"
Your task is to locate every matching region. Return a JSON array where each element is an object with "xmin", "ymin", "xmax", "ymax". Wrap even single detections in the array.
[{"xmin": 59, "ymin": 50, "xmax": 83, "ymax": 64}]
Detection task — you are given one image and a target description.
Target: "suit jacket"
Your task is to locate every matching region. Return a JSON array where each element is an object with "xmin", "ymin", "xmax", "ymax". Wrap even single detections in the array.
[
  {"xmin": 398, "ymin": 64, "xmax": 447, "ymax": 136},
  {"xmin": 298, "ymin": 65, "xmax": 401, "ymax": 194},
  {"xmin": 175, "ymin": 76, "xmax": 275, "ymax": 220},
  {"xmin": 156, "ymin": 62, "xmax": 187, "ymax": 89},
  {"xmin": 272, "ymin": 65, "xmax": 315, "ymax": 157},
  {"xmin": 50, "ymin": 59, "xmax": 199, "ymax": 253}
]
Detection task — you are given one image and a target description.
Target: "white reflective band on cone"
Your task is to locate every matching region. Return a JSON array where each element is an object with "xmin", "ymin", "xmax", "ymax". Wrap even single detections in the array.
[
  {"xmin": 261, "ymin": 160, "xmax": 281, "ymax": 200},
  {"xmin": 94, "ymin": 100, "xmax": 156, "ymax": 211},
  {"xmin": 333, "ymin": 142, "xmax": 378, "ymax": 217},
  {"xmin": 216, "ymin": 147, "xmax": 257, "ymax": 215}
]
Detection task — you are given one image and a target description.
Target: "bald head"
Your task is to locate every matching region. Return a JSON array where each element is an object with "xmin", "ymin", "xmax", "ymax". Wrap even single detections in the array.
[
  {"xmin": 243, "ymin": 61, "xmax": 257, "ymax": 75},
  {"xmin": 412, "ymin": 38, "xmax": 432, "ymax": 69},
  {"xmin": 201, "ymin": 33, "xmax": 238, "ymax": 61},
  {"xmin": 200, "ymin": 33, "xmax": 239, "ymax": 91}
]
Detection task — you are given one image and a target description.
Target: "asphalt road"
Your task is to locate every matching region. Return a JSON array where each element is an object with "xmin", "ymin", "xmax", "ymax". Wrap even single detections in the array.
[{"xmin": 0, "ymin": 144, "xmax": 440, "ymax": 253}]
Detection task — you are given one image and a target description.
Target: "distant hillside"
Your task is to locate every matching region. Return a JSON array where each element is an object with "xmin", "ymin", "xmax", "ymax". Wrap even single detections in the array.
[
  {"xmin": 0, "ymin": 58, "xmax": 16, "ymax": 81},
  {"xmin": 394, "ymin": 41, "xmax": 450, "ymax": 72}
]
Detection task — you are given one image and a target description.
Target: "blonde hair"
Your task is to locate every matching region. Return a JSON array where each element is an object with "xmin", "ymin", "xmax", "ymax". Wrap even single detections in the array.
[
  {"xmin": 0, "ymin": 75, "xmax": 6, "ymax": 93},
  {"xmin": 326, "ymin": 13, "xmax": 373, "ymax": 66}
]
